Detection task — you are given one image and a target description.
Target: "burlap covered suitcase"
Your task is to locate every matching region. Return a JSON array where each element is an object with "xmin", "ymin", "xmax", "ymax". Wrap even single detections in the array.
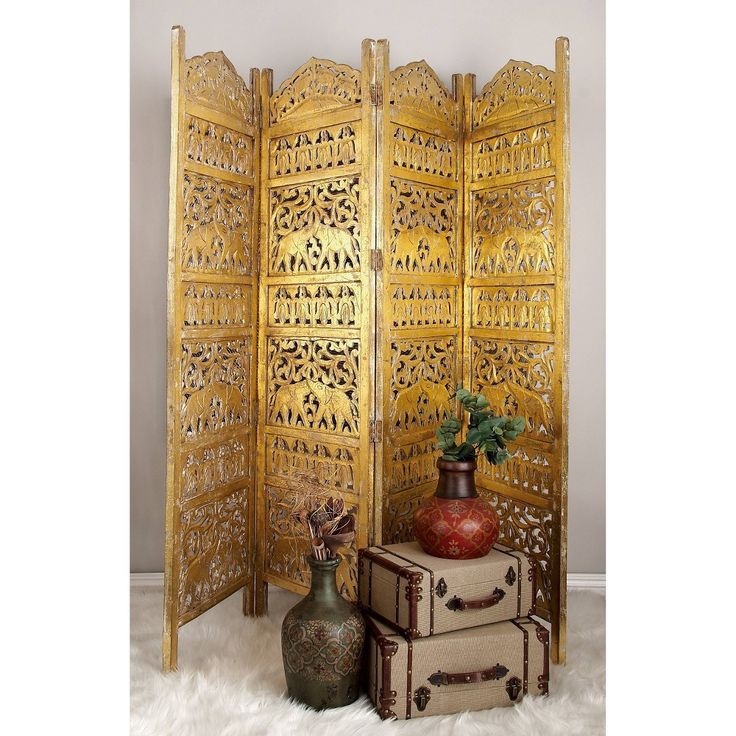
[
  {"xmin": 358, "ymin": 542, "xmax": 536, "ymax": 638},
  {"xmin": 365, "ymin": 614, "xmax": 549, "ymax": 720}
]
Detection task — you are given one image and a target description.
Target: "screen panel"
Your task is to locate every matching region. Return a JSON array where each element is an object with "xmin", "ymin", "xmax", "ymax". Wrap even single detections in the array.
[
  {"xmin": 462, "ymin": 38, "xmax": 570, "ymax": 663},
  {"xmin": 375, "ymin": 43, "xmax": 465, "ymax": 544},
  {"xmin": 255, "ymin": 43, "xmax": 377, "ymax": 609},
  {"xmin": 163, "ymin": 27, "xmax": 261, "ymax": 670}
]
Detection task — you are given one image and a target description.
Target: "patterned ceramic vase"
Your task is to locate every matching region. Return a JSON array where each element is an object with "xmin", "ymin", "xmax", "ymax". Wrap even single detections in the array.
[
  {"xmin": 281, "ymin": 555, "xmax": 365, "ymax": 709},
  {"xmin": 413, "ymin": 458, "xmax": 499, "ymax": 559}
]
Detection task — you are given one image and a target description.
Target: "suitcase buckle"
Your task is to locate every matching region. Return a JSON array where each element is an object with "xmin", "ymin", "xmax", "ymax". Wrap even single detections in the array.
[
  {"xmin": 413, "ymin": 686, "xmax": 431, "ymax": 712},
  {"xmin": 435, "ymin": 578, "xmax": 447, "ymax": 598},
  {"xmin": 506, "ymin": 676, "xmax": 522, "ymax": 701},
  {"xmin": 505, "ymin": 566, "xmax": 516, "ymax": 586}
]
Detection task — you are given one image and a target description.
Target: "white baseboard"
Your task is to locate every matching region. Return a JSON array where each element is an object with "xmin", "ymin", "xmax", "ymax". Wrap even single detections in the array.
[{"xmin": 131, "ymin": 572, "xmax": 605, "ymax": 590}]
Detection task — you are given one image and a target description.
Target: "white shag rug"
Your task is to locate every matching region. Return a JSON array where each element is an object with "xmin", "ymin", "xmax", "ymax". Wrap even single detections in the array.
[{"xmin": 131, "ymin": 585, "xmax": 604, "ymax": 736}]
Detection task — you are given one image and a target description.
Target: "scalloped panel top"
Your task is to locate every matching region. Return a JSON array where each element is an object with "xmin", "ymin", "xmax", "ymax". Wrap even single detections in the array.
[
  {"xmin": 184, "ymin": 51, "xmax": 254, "ymax": 124},
  {"xmin": 390, "ymin": 61, "xmax": 456, "ymax": 127}
]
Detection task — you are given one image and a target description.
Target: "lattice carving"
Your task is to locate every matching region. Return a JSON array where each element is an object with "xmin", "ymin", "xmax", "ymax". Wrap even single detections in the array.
[
  {"xmin": 269, "ymin": 178, "xmax": 361, "ymax": 273},
  {"xmin": 182, "ymin": 437, "xmax": 249, "ymax": 502},
  {"xmin": 390, "ymin": 62, "xmax": 456, "ymax": 126},
  {"xmin": 182, "ymin": 172, "xmax": 253, "ymax": 275},
  {"xmin": 178, "ymin": 487, "xmax": 249, "ymax": 616},
  {"xmin": 266, "ymin": 338, "xmax": 359, "ymax": 435},
  {"xmin": 266, "ymin": 434, "xmax": 357, "ymax": 492},
  {"xmin": 265, "ymin": 485, "xmax": 358, "ymax": 598},
  {"xmin": 390, "ymin": 179, "xmax": 456, "ymax": 274},
  {"xmin": 180, "ymin": 339, "xmax": 251, "ymax": 441},
  {"xmin": 185, "ymin": 52, "xmax": 254, "ymax": 124},
  {"xmin": 388, "ymin": 438, "xmax": 439, "ymax": 494},
  {"xmin": 185, "ymin": 115, "xmax": 254, "ymax": 176},
  {"xmin": 479, "ymin": 490, "xmax": 554, "ymax": 616},
  {"xmin": 471, "ymin": 286, "xmax": 554, "ymax": 333},
  {"xmin": 391, "ymin": 285, "xmax": 455, "ymax": 328},
  {"xmin": 270, "ymin": 58, "xmax": 361, "ymax": 124},
  {"xmin": 390, "ymin": 338, "xmax": 456, "ymax": 433},
  {"xmin": 477, "ymin": 443, "xmax": 555, "ymax": 499},
  {"xmin": 472, "ymin": 124, "xmax": 553, "ymax": 182},
  {"xmin": 269, "ymin": 284, "xmax": 359, "ymax": 327},
  {"xmin": 473, "ymin": 61, "xmax": 555, "ymax": 128},
  {"xmin": 270, "ymin": 123, "xmax": 358, "ymax": 177},
  {"xmin": 472, "ymin": 178, "xmax": 555, "ymax": 277},
  {"xmin": 391, "ymin": 124, "xmax": 456, "ymax": 179},
  {"xmin": 471, "ymin": 338, "xmax": 555, "ymax": 442},
  {"xmin": 182, "ymin": 283, "xmax": 251, "ymax": 328},
  {"xmin": 383, "ymin": 489, "xmax": 429, "ymax": 544}
]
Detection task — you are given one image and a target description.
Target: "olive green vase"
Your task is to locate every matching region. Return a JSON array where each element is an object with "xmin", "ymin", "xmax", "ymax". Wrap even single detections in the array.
[{"xmin": 281, "ymin": 555, "xmax": 365, "ymax": 709}]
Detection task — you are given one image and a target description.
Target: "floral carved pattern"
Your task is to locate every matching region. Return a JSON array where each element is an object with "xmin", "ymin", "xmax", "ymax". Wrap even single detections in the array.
[
  {"xmin": 390, "ymin": 179, "xmax": 456, "ymax": 274},
  {"xmin": 390, "ymin": 338, "xmax": 456, "ymax": 433},
  {"xmin": 479, "ymin": 491, "xmax": 554, "ymax": 617},
  {"xmin": 182, "ymin": 172, "xmax": 253, "ymax": 275},
  {"xmin": 181, "ymin": 437, "xmax": 249, "ymax": 503},
  {"xmin": 266, "ymin": 338, "xmax": 359, "ymax": 435},
  {"xmin": 472, "ymin": 178, "xmax": 555, "ymax": 278},
  {"xmin": 390, "ymin": 62, "xmax": 456, "ymax": 126},
  {"xmin": 473, "ymin": 60, "xmax": 555, "ymax": 128},
  {"xmin": 266, "ymin": 434, "xmax": 356, "ymax": 492},
  {"xmin": 266, "ymin": 486, "xmax": 358, "ymax": 599},
  {"xmin": 270, "ymin": 123, "xmax": 358, "ymax": 177},
  {"xmin": 471, "ymin": 286, "xmax": 554, "ymax": 333},
  {"xmin": 472, "ymin": 125, "xmax": 553, "ymax": 182},
  {"xmin": 178, "ymin": 488, "xmax": 249, "ymax": 616},
  {"xmin": 182, "ymin": 283, "xmax": 251, "ymax": 328},
  {"xmin": 185, "ymin": 52, "xmax": 254, "ymax": 124},
  {"xmin": 269, "ymin": 284, "xmax": 359, "ymax": 327},
  {"xmin": 471, "ymin": 338, "xmax": 554, "ymax": 442},
  {"xmin": 270, "ymin": 58, "xmax": 361, "ymax": 124},
  {"xmin": 269, "ymin": 178, "xmax": 361, "ymax": 274},
  {"xmin": 180, "ymin": 339, "xmax": 251, "ymax": 441},
  {"xmin": 392, "ymin": 124, "xmax": 456, "ymax": 179},
  {"xmin": 185, "ymin": 115, "xmax": 254, "ymax": 177}
]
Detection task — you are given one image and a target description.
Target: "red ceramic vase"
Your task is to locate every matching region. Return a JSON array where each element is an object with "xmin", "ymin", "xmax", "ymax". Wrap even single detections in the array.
[{"xmin": 413, "ymin": 458, "xmax": 499, "ymax": 559}]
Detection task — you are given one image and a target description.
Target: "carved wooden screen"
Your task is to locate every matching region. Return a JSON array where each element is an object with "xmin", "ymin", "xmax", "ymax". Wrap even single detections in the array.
[
  {"xmin": 164, "ymin": 27, "xmax": 261, "ymax": 670},
  {"xmin": 462, "ymin": 37, "xmax": 570, "ymax": 662},
  {"xmin": 374, "ymin": 43, "xmax": 465, "ymax": 544},
  {"xmin": 255, "ymin": 43, "xmax": 377, "ymax": 611}
]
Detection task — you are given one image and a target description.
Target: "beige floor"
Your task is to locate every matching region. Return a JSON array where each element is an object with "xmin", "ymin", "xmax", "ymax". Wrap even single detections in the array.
[{"xmin": 131, "ymin": 584, "xmax": 604, "ymax": 736}]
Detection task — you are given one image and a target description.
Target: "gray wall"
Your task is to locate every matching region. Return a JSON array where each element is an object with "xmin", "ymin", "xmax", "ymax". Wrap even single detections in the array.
[{"xmin": 131, "ymin": 0, "xmax": 605, "ymax": 573}]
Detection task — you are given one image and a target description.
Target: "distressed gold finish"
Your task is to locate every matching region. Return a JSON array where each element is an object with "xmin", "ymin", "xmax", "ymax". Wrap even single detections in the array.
[
  {"xmin": 164, "ymin": 27, "xmax": 261, "ymax": 671},
  {"xmin": 462, "ymin": 37, "xmax": 570, "ymax": 663},
  {"xmin": 165, "ymin": 30, "xmax": 570, "ymax": 668}
]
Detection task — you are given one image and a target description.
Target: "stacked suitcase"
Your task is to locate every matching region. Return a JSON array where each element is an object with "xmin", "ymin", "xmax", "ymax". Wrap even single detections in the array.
[{"xmin": 358, "ymin": 542, "xmax": 550, "ymax": 720}]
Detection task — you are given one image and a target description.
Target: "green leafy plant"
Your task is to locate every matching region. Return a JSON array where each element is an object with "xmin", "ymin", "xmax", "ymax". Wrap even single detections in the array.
[{"xmin": 435, "ymin": 386, "xmax": 525, "ymax": 465}]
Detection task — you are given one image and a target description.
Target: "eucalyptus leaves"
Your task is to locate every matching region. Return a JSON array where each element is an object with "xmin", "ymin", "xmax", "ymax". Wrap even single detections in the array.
[{"xmin": 436, "ymin": 386, "xmax": 525, "ymax": 465}]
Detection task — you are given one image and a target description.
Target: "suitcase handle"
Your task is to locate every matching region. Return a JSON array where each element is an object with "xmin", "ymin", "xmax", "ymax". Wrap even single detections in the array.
[
  {"xmin": 428, "ymin": 663, "xmax": 510, "ymax": 687},
  {"xmin": 445, "ymin": 586, "xmax": 505, "ymax": 611}
]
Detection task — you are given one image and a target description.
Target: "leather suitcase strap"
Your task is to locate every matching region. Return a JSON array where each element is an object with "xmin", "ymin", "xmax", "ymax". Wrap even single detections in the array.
[
  {"xmin": 445, "ymin": 587, "xmax": 505, "ymax": 611},
  {"xmin": 428, "ymin": 663, "xmax": 510, "ymax": 687}
]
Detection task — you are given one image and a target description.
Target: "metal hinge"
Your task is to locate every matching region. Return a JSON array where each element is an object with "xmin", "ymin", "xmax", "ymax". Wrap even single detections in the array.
[
  {"xmin": 370, "ymin": 83, "xmax": 383, "ymax": 106},
  {"xmin": 369, "ymin": 419, "xmax": 383, "ymax": 444},
  {"xmin": 371, "ymin": 249, "xmax": 384, "ymax": 271}
]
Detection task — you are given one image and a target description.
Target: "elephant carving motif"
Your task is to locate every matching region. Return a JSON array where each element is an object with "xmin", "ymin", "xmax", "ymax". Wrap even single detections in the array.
[
  {"xmin": 507, "ymin": 382, "xmax": 554, "ymax": 439},
  {"xmin": 273, "ymin": 223, "xmax": 358, "ymax": 272},
  {"xmin": 392, "ymin": 379, "xmax": 452, "ymax": 431},
  {"xmin": 392, "ymin": 225, "xmax": 452, "ymax": 273},
  {"xmin": 183, "ymin": 220, "xmax": 248, "ymax": 273},
  {"xmin": 182, "ymin": 382, "xmax": 245, "ymax": 437},
  {"xmin": 476, "ymin": 226, "xmax": 552, "ymax": 275},
  {"xmin": 270, "ymin": 379, "xmax": 357, "ymax": 433}
]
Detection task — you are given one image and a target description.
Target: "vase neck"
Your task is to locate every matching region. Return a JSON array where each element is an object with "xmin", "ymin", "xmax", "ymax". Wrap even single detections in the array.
[
  {"xmin": 435, "ymin": 459, "xmax": 478, "ymax": 499},
  {"xmin": 307, "ymin": 557, "xmax": 341, "ymax": 600}
]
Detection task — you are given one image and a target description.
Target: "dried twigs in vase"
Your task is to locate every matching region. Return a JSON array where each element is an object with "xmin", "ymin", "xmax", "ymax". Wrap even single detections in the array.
[{"xmin": 291, "ymin": 486, "xmax": 356, "ymax": 561}]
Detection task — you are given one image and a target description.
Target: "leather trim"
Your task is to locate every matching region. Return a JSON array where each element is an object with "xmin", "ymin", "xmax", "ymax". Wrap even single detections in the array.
[
  {"xmin": 510, "ymin": 618, "xmax": 529, "ymax": 695},
  {"xmin": 535, "ymin": 621, "xmax": 550, "ymax": 696}
]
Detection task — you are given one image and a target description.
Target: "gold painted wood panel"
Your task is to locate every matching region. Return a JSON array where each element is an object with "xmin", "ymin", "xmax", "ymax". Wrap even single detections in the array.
[
  {"xmin": 462, "ymin": 37, "xmax": 570, "ymax": 664},
  {"xmin": 374, "ymin": 43, "xmax": 465, "ymax": 545},
  {"xmin": 255, "ymin": 44, "xmax": 378, "ymax": 611},
  {"xmin": 164, "ymin": 27, "xmax": 261, "ymax": 671}
]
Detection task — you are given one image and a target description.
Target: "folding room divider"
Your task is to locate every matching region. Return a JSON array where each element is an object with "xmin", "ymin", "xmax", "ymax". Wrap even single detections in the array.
[{"xmin": 163, "ymin": 26, "xmax": 570, "ymax": 671}]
